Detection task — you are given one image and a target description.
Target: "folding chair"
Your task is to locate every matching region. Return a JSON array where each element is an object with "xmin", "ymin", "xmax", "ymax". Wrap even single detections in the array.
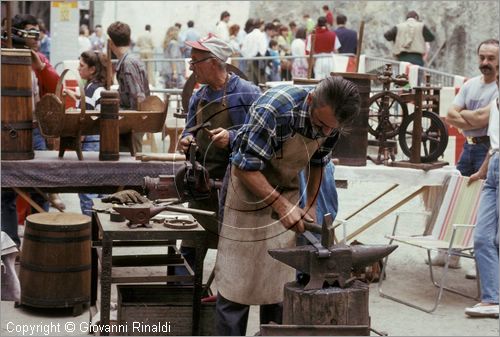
[{"xmin": 378, "ymin": 174, "xmax": 484, "ymax": 313}]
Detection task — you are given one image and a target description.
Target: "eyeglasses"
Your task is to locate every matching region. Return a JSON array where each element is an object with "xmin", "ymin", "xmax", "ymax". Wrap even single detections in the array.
[{"xmin": 189, "ymin": 56, "xmax": 214, "ymax": 66}]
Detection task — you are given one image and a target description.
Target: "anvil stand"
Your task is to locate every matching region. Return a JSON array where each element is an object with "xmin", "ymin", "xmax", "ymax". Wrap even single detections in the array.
[{"xmin": 261, "ymin": 214, "xmax": 394, "ymax": 336}]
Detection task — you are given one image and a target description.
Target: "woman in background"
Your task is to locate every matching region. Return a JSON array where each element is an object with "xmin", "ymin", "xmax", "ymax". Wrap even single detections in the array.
[
  {"xmin": 65, "ymin": 50, "xmax": 108, "ymax": 216},
  {"xmin": 228, "ymin": 24, "xmax": 241, "ymax": 69},
  {"xmin": 161, "ymin": 26, "xmax": 186, "ymax": 88},
  {"xmin": 290, "ymin": 27, "xmax": 308, "ymax": 78}
]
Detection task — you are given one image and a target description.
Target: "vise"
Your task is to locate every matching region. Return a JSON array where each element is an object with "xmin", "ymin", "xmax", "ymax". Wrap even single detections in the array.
[{"xmin": 142, "ymin": 121, "xmax": 222, "ymax": 201}]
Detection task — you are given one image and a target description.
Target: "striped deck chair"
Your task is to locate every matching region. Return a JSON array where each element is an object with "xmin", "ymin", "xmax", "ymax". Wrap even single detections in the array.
[{"xmin": 377, "ymin": 174, "xmax": 484, "ymax": 313}]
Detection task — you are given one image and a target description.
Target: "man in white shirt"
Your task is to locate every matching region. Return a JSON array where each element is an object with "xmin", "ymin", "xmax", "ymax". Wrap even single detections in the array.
[
  {"xmin": 215, "ymin": 11, "xmax": 231, "ymax": 42},
  {"xmin": 241, "ymin": 19, "xmax": 266, "ymax": 84}
]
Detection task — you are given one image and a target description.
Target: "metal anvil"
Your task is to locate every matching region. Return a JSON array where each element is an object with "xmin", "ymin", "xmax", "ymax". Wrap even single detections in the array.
[{"xmin": 268, "ymin": 214, "xmax": 397, "ymax": 290}]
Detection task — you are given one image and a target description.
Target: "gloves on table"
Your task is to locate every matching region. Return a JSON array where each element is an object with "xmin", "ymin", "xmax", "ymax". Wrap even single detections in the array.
[{"xmin": 101, "ymin": 190, "xmax": 150, "ymax": 204}]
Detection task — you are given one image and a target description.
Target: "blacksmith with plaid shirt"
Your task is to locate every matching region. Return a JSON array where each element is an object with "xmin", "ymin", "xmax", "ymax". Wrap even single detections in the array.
[{"xmin": 214, "ymin": 76, "xmax": 361, "ymax": 335}]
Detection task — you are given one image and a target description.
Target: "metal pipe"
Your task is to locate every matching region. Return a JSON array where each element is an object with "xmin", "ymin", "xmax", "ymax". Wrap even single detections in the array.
[{"xmin": 162, "ymin": 204, "xmax": 216, "ymax": 218}]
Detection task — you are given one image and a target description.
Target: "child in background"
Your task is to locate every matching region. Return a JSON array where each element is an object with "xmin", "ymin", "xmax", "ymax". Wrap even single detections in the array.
[{"xmin": 266, "ymin": 40, "xmax": 281, "ymax": 81}]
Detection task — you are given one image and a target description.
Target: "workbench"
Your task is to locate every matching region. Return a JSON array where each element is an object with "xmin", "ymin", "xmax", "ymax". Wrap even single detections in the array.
[
  {"xmin": 1, "ymin": 151, "xmax": 184, "ymax": 212},
  {"xmin": 91, "ymin": 200, "xmax": 207, "ymax": 336},
  {"xmin": 1, "ymin": 151, "xmax": 183, "ymax": 193}
]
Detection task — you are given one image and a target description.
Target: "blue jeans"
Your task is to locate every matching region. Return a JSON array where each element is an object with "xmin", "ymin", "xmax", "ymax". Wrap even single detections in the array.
[
  {"xmin": 474, "ymin": 152, "xmax": 499, "ymax": 303},
  {"xmin": 298, "ymin": 161, "xmax": 339, "ymax": 221},
  {"xmin": 78, "ymin": 135, "xmax": 103, "ymax": 216},
  {"xmin": 1, "ymin": 127, "xmax": 49, "ymax": 246},
  {"xmin": 215, "ymin": 293, "xmax": 282, "ymax": 336},
  {"xmin": 457, "ymin": 143, "xmax": 489, "ymax": 177},
  {"xmin": 33, "ymin": 126, "xmax": 47, "ymax": 151}
]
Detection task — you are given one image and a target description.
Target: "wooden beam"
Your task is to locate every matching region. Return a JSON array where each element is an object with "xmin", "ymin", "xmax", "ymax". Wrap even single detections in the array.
[
  {"xmin": 346, "ymin": 186, "xmax": 426, "ymax": 241},
  {"xmin": 13, "ymin": 187, "xmax": 45, "ymax": 213},
  {"xmin": 355, "ymin": 20, "xmax": 365, "ymax": 72}
]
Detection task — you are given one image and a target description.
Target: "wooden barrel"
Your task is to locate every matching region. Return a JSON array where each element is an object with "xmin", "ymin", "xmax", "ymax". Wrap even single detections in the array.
[
  {"xmin": 19, "ymin": 213, "xmax": 91, "ymax": 311},
  {"xmin": 1, "ymin": 48, "xmax": 34, "ymax": 160},
  {"xmin": 331, "ymin": 72, "xmax": 375, "ymax": 166}
]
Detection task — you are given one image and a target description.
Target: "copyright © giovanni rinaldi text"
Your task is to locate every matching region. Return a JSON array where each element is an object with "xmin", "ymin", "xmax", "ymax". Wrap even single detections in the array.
[{"xmin": 6, "ymin": 321, "xmax": 172, "ymax": 335}]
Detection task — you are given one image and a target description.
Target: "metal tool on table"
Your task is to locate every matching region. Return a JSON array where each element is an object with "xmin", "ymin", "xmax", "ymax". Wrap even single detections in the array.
[
  {"xmin": 143, "ymin": 121, "xmax": 222, "ymax": 201},
  {"xmin": 111, "ymin": 120, "xmax": 222, "ymax": 228},
  {"xmin": 268, "ymin": 213, "xmax": 398, "ymax": 290},
  {"xmin": 112, "ymin": 203, "xmax": 216, "ymax": 228}
]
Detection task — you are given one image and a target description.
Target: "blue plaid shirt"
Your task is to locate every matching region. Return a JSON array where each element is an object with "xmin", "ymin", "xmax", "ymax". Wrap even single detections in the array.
[{"xmin": 232, "ymin": 85, "xmax": 339, "ymax": 171}]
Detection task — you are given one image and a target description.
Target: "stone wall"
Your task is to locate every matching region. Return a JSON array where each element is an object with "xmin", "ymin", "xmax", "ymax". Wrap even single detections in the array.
[{"xmin": 250, "ymin": 0, "xmax": 499, "ymax": 77}]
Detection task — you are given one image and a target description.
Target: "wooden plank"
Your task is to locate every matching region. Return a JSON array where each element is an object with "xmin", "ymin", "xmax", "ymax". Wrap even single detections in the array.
[
  {"xmin": 355, "ymin": 20, "xmax": 365, "ymax": 72},
  {"xmin": 111, "ymin": 254, "xmax": 183, "ymax": 267},
  {"xmin": 260, "ymin": 324, "xmax": 370, "ymax": 336},
  {"xmin": 390, "ymin": 160, "xmax": 449, "ymax": 171},
  {"xmin": 111, "ymin": 266, "xmax": 193, "ymax": 283},
  {"xmin": 13, "ymin": 187, "xmax": 45, "ymax": 213},
  {"xmin": 346, "ymin": 186, "xmax": 426, "ymax": 241},
  {"xmin": 345, "ymin": 184, "xmax": 399, "ymax": 220}
]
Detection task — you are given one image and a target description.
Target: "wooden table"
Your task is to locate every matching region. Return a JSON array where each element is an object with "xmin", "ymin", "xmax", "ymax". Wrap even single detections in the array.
[
  {"xmin": 91, "ymin": 200, "xmax": 207, "ymax": 336},
  {"xmin": 1, "ymin": 151, "xmax": 184, "ymax": 211}
]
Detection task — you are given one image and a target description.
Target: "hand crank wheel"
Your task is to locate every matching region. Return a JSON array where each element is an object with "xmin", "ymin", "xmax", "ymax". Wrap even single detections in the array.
[
  {"xmin": 368, "ymin": 91, "xmax": 408, "ymax": 139},
  {"xmin": 398, "ymin": 111, "xmax": 449, "ymax": 163}
]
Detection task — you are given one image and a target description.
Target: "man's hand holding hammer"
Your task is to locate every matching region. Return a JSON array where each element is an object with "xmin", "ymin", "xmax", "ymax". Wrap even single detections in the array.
[
  {"xmin": 180, "ymin": 121, "xmax": 230, "ymax": 153},
  {"xmin": 209, "ymin": 127, "xmax": 230, "ymax": 149}
]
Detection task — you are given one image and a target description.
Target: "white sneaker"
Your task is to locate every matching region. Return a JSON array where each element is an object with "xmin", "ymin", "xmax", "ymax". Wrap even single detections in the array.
[{"xmin": 465, "ymin": 303, "xmax": 499, "ymax": 318}]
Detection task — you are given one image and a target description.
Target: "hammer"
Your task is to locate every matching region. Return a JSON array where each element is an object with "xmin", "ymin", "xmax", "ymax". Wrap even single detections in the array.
[{"xmin": 185, "ymin": 121, "xmax": 212, "ymax": 136}]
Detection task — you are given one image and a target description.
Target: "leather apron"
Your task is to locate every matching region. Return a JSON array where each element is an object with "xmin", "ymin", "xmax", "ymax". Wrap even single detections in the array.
[
  {"xmin": 185, "ymin": 84, "xmax": 232, "ymax": 249},
  {"xmin": 215, "ymin": 133, "xmax": 326, "ymax": 305}
]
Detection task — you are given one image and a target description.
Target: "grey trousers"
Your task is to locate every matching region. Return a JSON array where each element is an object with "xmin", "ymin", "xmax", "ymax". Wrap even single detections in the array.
[{"xmin": 215, "ymin": 293, "xmax": 282, "ymax": 336}]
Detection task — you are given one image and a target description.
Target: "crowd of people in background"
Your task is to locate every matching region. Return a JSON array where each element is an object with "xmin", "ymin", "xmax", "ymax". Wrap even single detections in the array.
[
  {"xmin": 15, "ymin": 5, "xmax": 360, "ymax": 89},
  {"xmin": 201, "ymin": 6, "xmax": 359, "ymax": 85}
]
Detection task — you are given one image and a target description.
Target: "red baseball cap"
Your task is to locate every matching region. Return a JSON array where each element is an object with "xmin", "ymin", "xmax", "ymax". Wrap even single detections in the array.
[{"xmin": 186, "ymin": 34, "xmax": 233, "ymax": 62}]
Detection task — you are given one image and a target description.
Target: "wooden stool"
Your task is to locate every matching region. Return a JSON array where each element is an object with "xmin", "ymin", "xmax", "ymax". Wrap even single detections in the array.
[
  {"xmin": 283, "ymin": 281, "xmax": 369, "ymax": 326},
  {"xmin": 19, "ymin": 212, "xmax": 91, "ymax": 316}
]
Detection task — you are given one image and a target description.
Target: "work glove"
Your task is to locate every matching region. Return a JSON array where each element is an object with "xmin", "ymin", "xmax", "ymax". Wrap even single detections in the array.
[{"xmin": 101, "ymin": 190, "xmax": 150, "ymax": 204}]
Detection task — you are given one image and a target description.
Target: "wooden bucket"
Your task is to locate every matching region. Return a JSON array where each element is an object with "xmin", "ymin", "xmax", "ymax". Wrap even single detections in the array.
[
  {"xmin": 19, "ymin": 213, "xmax": 91, "ymax": 311},
  {"xmin": 1, "ymin": 48, "xmax": 34, "ymax": 160}
]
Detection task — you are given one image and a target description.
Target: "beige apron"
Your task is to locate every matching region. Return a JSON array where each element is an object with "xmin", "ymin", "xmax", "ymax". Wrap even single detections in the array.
[
  {"xmin": 215, "ymin": 133, "xmax": 326, "ymax": 305},
  {"xmin": 185, "ymin": 84, "xmax": 232, "ymax": 249}
]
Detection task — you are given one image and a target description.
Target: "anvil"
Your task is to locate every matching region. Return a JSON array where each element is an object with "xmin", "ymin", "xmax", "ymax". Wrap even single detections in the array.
[{"xmin": 269, "ymin": 214, "xmax": 397, "ymax": 290}]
